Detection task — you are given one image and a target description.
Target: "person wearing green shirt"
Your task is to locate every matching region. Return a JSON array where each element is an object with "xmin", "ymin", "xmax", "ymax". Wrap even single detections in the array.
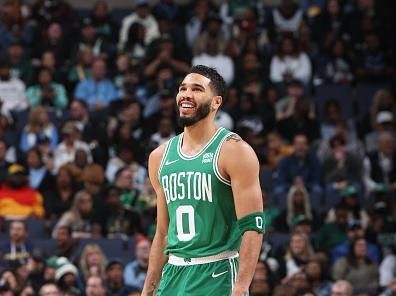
[{"xmin": 26, "ymin": 67, "xmax": 68, "ymax": 110}]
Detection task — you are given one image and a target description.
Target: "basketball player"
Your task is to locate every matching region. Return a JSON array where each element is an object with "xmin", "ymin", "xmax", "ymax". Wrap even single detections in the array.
[{"xmin": 142, "ymin": 65, "xmax": 265, "ymax": 296}]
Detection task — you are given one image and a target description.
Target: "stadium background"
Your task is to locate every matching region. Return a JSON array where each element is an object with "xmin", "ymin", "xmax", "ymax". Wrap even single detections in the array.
[{"xmin": 0, "ymin": 0, "xmax": 395, "ymax": 295}]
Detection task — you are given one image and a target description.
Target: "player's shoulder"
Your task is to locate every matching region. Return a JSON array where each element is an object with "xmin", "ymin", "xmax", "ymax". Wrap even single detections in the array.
[
  {"xmin": 221, "ymin": 132, "xmax": 255, "ymax": 155},
  {"xmin": 148, "ymin": 142, "xmax": 168, "ymax": 167}
]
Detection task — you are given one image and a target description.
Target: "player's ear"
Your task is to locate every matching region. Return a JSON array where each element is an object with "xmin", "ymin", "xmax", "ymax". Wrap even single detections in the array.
[{"xmin": 212, "ymin": 95, "xmax": 222, "ymax": 111}]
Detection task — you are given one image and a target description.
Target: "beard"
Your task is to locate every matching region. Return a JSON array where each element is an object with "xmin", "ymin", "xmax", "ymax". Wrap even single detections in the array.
[{"xmin": 177, "ymin": 100, "xmax": 211, "ymax": 127}]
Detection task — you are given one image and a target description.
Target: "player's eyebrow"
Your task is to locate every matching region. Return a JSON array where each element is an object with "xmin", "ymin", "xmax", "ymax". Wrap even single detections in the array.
[{"xmin": 179, "ymin": 83, "xmax": 206, "ymax": 90}]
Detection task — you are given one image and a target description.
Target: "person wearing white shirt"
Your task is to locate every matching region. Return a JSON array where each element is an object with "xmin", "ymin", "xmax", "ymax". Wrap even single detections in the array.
[
  {"xmin": 192, "ymin": 39, "xmax": 234, "ymax": 85},
  {"xmin": 118, "ymin": 0, "xmax": 159, "ymax": 51},
  {"xmin": 53, "ymin": 122, "xmax": 92, "ymax": 173},
  {"xmin": 270, "ymin": 36, "xmax": 311, "ymax": 85},
  {"xmin": 379, "ymin": 250, "xmax": 396, "ymax": 289},
  {"xmin": 0, "ymin": 61, "xmax": 28, "ymax": 119}
]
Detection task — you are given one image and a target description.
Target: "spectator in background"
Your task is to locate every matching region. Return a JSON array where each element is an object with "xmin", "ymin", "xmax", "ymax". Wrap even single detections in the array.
[
  {"xmin": 0, "ymin": 164, "xmax": 44, "ymax": 220},
  {"xmin": 268, "ymin": 0, "xmax": 304, "ymax": 40},
  {"xmin": 118, "ymin": 0, "xmax": 160, "ymax": 51},
  {"xmin": 365, "ymin": 111, "xmax": 395, "ymax": 154},
  {"xmin": 72, "ymin": 17, "xmax": 114, "ymax": 61},
  {"xmin": 331, "ymin": 220, "xmax": 381, "ymax": 265},
  {"xmin": 365, "ymin": 90, "xmax": 396, "ymax": 137},
  {"xmin": 379, "ymin": 279, "xmax": 396, "ymax": 296},
  {"xmin": 273, "ymin": 284, "xmax": 297, "ymax": 296},
  {"xmin": 326, "ymin": 185, "xmax": 369, "ymax": 228},
  {"xmin": 90, "ymin": 1, "xmax": 119, "ymax": 43},
  {"xmin": 108, "ymin": 100, "xmax": 144, "ymax": 146},
  {"xmin": 319, "ymin": 98, "xmax": 358, "ymax": 143},
  {"xmin": 332, "ymin": 238, "xmax": 379, "ymax": 292},
  {"xmin": 356, "ymin": 32, "xmax": 394, "ymax": 82},
  {"xmin": 54, "ymin": 257, "xmax": 80, "ymax": 295},
  {"xmin": 68, "ymin": 99, "xmax": 108, "ymax": 166},
  {"xmin": 0, "ymin": 61, "xmax": 28, "ymax": 120},
  {"xmin": 264, "ymin": 131, "xmax": 294, "ymax": 171},
  {"xmin": 316, "ymin": 205, "xmax": 348, "ymax": 252},
  {"xmin": 298, "ymin": 23, "xmax": 319, "ymax": 62},
  {"xmin": 148, "ymin": 116, "xmax": 176, "ymax": 151},
  {"xmin": 105, "ymin": 259, "xmax": 137, "ymax": 295},
  {"xmin": 39, "ymin": 282, "xmax": 61, "ymax": 296},
  {"xmin": 53, "ymin": 121, "xmax": 92, "ymax": 173},
  {"xmin": 6, "ymin": 42, "xmax": 33, "ymax": 85},
  {"xmin": 113, "ymin": 54, "xmax": 133, "ymax": 95},
  {"xmin": 78, "ymin": 244, "xmax": 107, "ymax": 290},
  {"xmin": 79, "ymin": 163, "xmax": 106, "ymax": 201},
  {"xmin": 322, "ymin": 134, "xmax": 363, "ymax": 195},
  {"xmin": 26, "ymin": 67, "xmax": 68, "ymax": 111},
  {"xmin": 232, "ymin": 92, "xmax": 264, "ymax": 137},
  {"xmin": 44, "ymin": 166, "xmax": 76, "ymax": 225},
  {"xmin": 33, "ymin": 22, "xmax": 71, "ymax": 68},
  {"xmin": 278, "ymin": 232, "xmax": 314, "ymax": 280},
  {"xmin": 276, "ymin": 97, "xmax": 320, "ymax": 143},
  {"xmin": 275, "ymin": 79, "xmax": 305, "ymax": 122},
  {"xmin": 144, "ymin": 35, "xmax": 190, "ymax": 79},
  {"xmin": 123, "ymin": 235, "xmax": 151, "ymax": 291},
  {"xmin": 53, "ymin": 190, "xmax": 101, "ymax": 239},
  {"xmin": 0, "ymin": 220, "xmax": 32, "ymax": 267},
  {"xmin": 0, "ymin": 118, "xmax": 16, "ymax": 164},
  {"xmin": 318, "ymin": 38, "xmax": 354, "ymax": 84},
  {"xmin": 143, "ymin": 88, "xmax": 178, "ymax": 139},
  {"xmin": 235, "ymin": 52, "xmax": 265, "ymax": 97},
  {"xmin": 331, "ymin": 280, "xmax": 353, "ymax": 296},
  {"xmin": 249, "ymin": 260, "xmax": 276, "ymax": 296},
  {"xmin": 97, "ymin": 185, "xmax": 142, "ymax": 238},
  {"xmin": 274, "ymin": 133, "xmax": 322, "ymax": 199},
  {"xmin": 185, "ymin": 0, "xmax": 210, "ymax": 48},
  {"xmin": 113, "ymin": 167, "xmax": 142, "ymax": 212},
  {"xmin": 19, "ymin": 106, "xmax": 59, "ymax": 153},
  {"xmin": 192, "ymin": 13, "xmax": 228, "ymax": 57},
  {"xmin": 312, "ymin": 0, "xmax": 350, "ymax": 50},
  {"xmin": 74, "ymin": 58, "xmax": 118, "ymax": 110},
  {"xmin": 0, "ymin": 139, "xmax": 11, "ymax": 185},
  {"xmin": 37, "ymin": 50, "xmax": 67, "ymax": 84},
  {"xmin": 282, "ymin": 185, "xmax": 317, "ymax": 233},
  {"xmin": 0, "ymin": 1, "xmax": 33, "ymax": 56},
  {"xmin": 106, "ymin": 140, "xmax": 147, "ymax": 191},
  {"xmin": 30, "ymin": 0, "xmax": 77, "ymax": 30},
  {"xmin": 270, "ymin": 35, "xmax": 312, "ymax": 86},
  {"xmin": 26, "ymin": 250, "xmax": 45, "ymax": 294},
  {"xmin": 26, "ymin": 147, "xmax": 53, "ymax": 194},
  {"xmin": 363, "ymin": 131, "xmax": 396, "ymax": 196},
  {"xmin": 85, "ymin": 275, "xmax": 106, "ymax": 296},
  {"xmin": 144, "ymin": 65, "xmax": 178, "ymax": 118},
  {"xmin": 123, "ymin": 22, "xmax": 147, "ymax": 62},
  {"xmin": 67, "ymin": 47, "xmax": 94, "ymax": 89},
  {"xmin": 52, "ymin": 225, "xmax": 78, "ymax": 262},
  {"xmin": 304, "ymin": 258, "xmax": 332, "ymax": 296},
  {"xmin": 192, "ymin": 36, "xmax": 234, "ymax": 86},
  {"xmin": 379, "ymin": 244, "xmax": 396, "ymax": 289}
]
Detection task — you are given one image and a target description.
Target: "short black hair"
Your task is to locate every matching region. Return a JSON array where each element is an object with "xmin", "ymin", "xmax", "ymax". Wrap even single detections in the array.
[{"xmin": 189, "ymin": 65, "xmax": 226, "ymax": 99}]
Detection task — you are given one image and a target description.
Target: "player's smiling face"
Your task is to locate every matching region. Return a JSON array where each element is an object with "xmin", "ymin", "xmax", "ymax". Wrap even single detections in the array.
[{"xmin": 176, "ymin": 73, "xmax": 216, "ymax": 127}]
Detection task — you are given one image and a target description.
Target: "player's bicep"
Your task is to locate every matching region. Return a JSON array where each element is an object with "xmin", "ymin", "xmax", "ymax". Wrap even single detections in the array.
[{"xmin": 222, "ymin": 140, "xmax": 263, "ymax": 219}]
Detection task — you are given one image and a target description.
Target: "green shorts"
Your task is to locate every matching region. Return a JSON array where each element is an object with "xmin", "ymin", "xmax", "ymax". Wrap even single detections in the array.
[{"xmin": 157, "ymin": 255, "xmax": 239, "ymax": 296}]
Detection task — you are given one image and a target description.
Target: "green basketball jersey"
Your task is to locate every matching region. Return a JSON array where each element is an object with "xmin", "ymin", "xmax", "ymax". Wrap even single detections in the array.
[{"xmin": 158, "ymin": 127, "xmax": 241, "ymax": 258}]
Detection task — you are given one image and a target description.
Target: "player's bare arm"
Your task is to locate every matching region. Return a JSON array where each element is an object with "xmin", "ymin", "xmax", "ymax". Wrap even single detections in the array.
[
  {"xmin": 141, "ymin": 144, "xmax": 169, "ymax": 296},
  {"xmin": 219, "ymin": 134, "xmax": 264, "ymax": 295}
]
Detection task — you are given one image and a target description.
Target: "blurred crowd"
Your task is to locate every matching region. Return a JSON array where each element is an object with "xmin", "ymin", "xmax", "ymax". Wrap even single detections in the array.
[{"xmin": 0, "ymin": 0, "xmax": 395, "ymax": 295}]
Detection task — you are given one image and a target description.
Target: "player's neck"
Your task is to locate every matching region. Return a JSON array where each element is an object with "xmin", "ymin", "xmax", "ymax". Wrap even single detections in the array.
[{"xmin": 183, "ymin": 119, "xmax": 218, "ymax": 149}]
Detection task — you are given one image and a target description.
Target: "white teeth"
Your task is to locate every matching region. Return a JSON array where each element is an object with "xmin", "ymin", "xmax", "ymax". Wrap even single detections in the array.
[{"xmin": 181, "ymin": 103, "xmax": 194, "ymax": 108}]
